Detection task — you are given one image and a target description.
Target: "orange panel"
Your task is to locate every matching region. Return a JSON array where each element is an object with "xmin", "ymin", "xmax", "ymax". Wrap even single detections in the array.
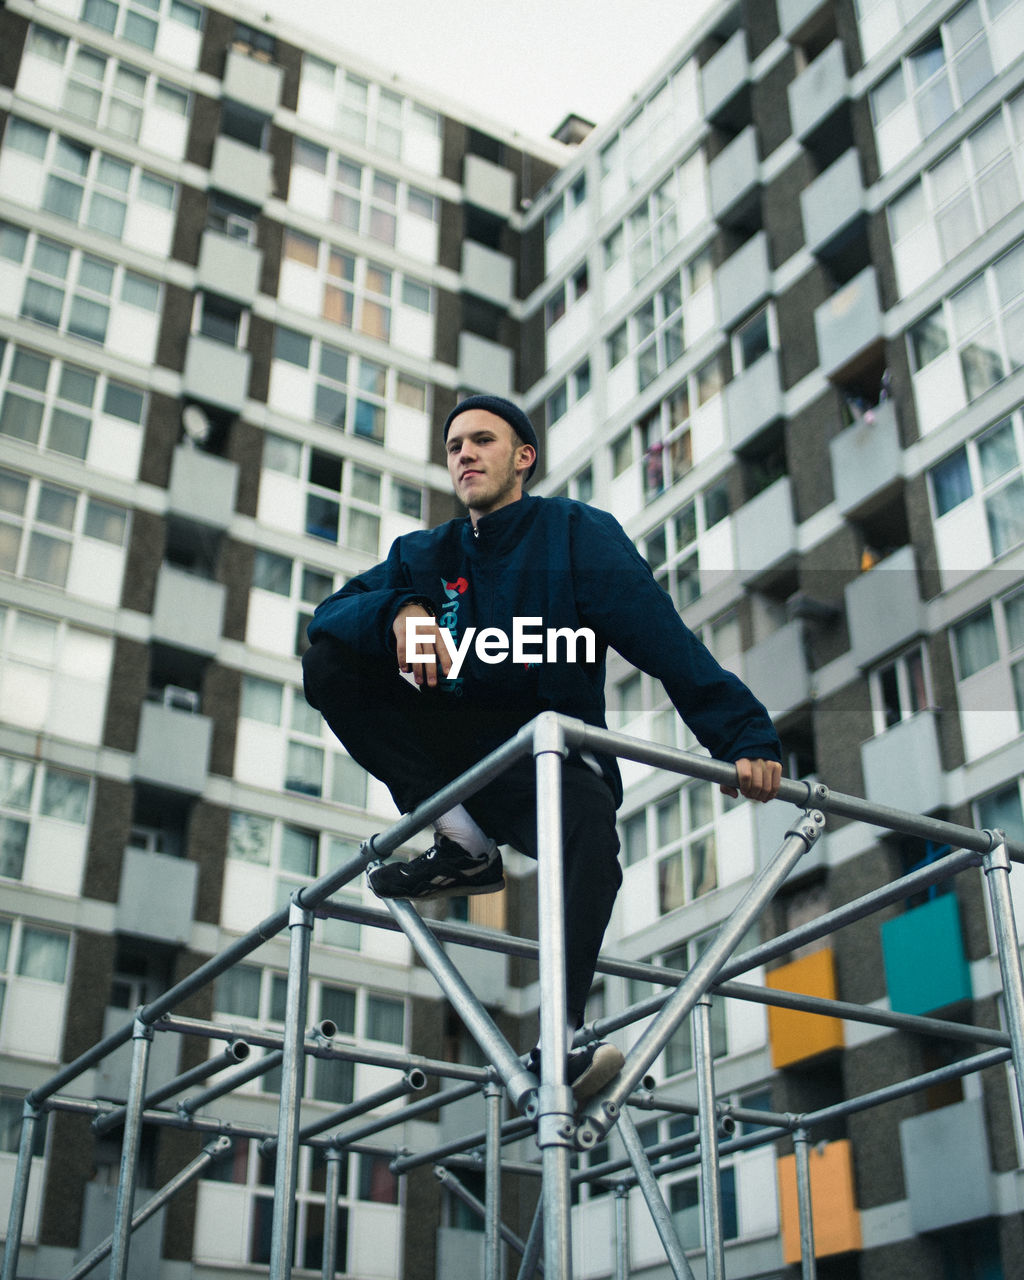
[
  {"xmin": 777, "ymin": 1139, "xmax": 863, "ymax": 1265},
  {"xmin": 765, "ymin": 947, "xmax": 844, "ymax": 1068}
]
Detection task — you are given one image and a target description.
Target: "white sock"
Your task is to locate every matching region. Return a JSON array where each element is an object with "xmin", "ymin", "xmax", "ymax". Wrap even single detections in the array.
[{"xmin": 433, "ymin": 804, "xmax": 491, "ymax": 857}]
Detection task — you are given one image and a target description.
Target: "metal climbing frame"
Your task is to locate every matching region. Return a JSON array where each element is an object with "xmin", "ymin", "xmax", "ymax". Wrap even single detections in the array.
[{"xmin": 3, "ymin": 710, "xmax": 1024, "ymax": 1280}]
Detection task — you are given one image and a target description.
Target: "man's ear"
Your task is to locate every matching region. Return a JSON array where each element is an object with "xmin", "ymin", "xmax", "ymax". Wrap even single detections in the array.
[{"xmin": 515, "ymin": 443, "xmax": 537, "ymax": 478}]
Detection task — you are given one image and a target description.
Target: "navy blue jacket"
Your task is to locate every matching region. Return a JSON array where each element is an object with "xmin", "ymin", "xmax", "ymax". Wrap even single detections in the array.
[{"xmin": 308, "ymin": 493, "xmax": 781, "ymax": 805}]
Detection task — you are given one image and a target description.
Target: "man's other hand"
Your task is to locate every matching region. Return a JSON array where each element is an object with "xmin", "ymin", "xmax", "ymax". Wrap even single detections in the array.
[
  {"xmin": 721, "ymin": 758, "xmax": 782, "ymax": 803},
  {"xmin": 393, "ymin": 604, "xmax": 452, "ymax": 688}
]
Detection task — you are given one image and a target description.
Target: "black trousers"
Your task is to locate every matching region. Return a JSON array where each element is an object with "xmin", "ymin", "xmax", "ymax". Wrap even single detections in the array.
[{"xmin": 302, "ymin": 636, "xmax": 622, "ymax": 1025}]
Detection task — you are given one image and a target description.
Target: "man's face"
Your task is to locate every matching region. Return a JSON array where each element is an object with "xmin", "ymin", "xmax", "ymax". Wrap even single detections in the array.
[{"xmin": 445, "ymin": 409, "xmax": 534, "ymax": 518}]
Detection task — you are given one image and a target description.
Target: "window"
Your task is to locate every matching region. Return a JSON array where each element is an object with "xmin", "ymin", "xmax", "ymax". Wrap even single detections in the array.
[
  {"xmin": 638, "ymin": 384, "xmax": 696, "ymax": 497},
  {"xmin": 621, "ymin": 782, "xmax": 730, "ymax": 915},
  {"xmin": 279, "ymin": 233, "xmax": 425, "ymax": 346},
  {"xmin": 929, "ymin": 407, "xmax": 1024, "ymax": 559},
  {"xmin": 237, "ymin": 675, "xmax": 367, "ymax": 806},
  {"xmin": 228, "ymin": 814, "xmax": 363, "ymax": 949},
  {"xmin": 80, "ymin": 0, "xmax": 203, "ymax": 49},
  {"xmin": 3, "ymin": 120, "xmax": 177, "ymax": 242},
  {"xmin": 634, "ymin": 274, "xmax": 685, "ymax": 391},
  {"xmin": 296, "ymin": 61, "xmax": 441, "ymax": 172},
  {"xmin": 207, "ymin": 192, "xmax": 259, "ymax": 243},
  {"xmin": 909, "ymin": 239, "xmax": 1024, "ymax": 411},
  {"xmin": 2, "ymin": 223, "xmax": 160, "ymax": 348},
  {"xmin": 249, "ymin": 551, "xmax": 336, "ymax": 657},
  {"xmin": 271, "ymin": 330, "xmax": 391, "ymax": 446},
  {"xmin": 870, "ymin": 645, "xmax": 930, "ymax": 734},
  {"xmin": 887, "ymin": 91, "xmax": 1024, "ymax": 289},
  {"xmin": 0, "ymin": 468, "xmax": 128, "ymax": 591},
  {"xmin": 197, "ymin": 293, "xmax": 245, "ymax": 346},
  {"xmin": 545, "ymin": 359, "xmax": 591, "ymax": 429},
  {"xmin": 220, "ymin": 100, "xmax": 268, "ymax": 149},
  {"xmin": 0, "ymin": 342, "xmax": 145, "ymax": 466},
  {"xmin": 732, "ymin": 305, "xmax": 773, "ymax": 372},
  {"xmin": 869, "ymin": 1, "xmax": 1001, "ymax": 170},
  {"xmin": 0, "ymin": 754, "xmax": 90, "ymax": 882},
  {"xmin": 626, "ymin": 176, "xmax": 679, "ymax": 283},
  {"xmin": 975, "ymin": 779, "xmax": 1024, "ymax": 842},
  {"xmin": 952, "ymin": 587, "xmax": 1024, "ymax": 729}
]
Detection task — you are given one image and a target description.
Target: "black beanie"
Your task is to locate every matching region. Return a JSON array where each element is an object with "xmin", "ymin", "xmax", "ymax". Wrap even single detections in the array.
[{"xmin": 443, "ymin": 394, "xmax": 539, "ymax": 481}]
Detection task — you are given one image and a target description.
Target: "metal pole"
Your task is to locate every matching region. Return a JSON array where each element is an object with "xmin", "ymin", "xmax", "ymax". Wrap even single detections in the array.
[
  {"xmin": 0, "ymin": 1101, "xmax": 40, "ymax": 1280},
  {"xmin": 617, "ymin": 1108, "xmax": 696, "ymax": 1280},
  {"xmin": 66, "ymin": 1136, "xmax": 232, "ymax": 1280},
  {"xmin": 108, "ymin": 1016, "xmax": 154, "ymax": 1280},
  {"xmin": 434, "ymin": 1167, "xmax": 535, "ymax": 1262},
  {"xmin": 383, "ymin": 898, "xmax": 536, "ymax": 1114},
  {"xmin": 180, "ymin": 1049, "xmax": 285, "ymax": 1114},
  {"xmin": 516, "ymin": 1198, "xmax": 545, "ymax": 1280},
  {"xmin": 613, "ymin": 1185, "xmax": 630, "ymax": 1280},
  {"xmin": 579, "ymin": 812, "xmax": 824, "ymax": 1147},
  {"xmin": 94, "ymin": 1039, "xmax": 250, "ymax": 1136},
  {"xmin": 692, "ymin": 1000, "xmax": 725, "ymax": 1280},
  {"xmin": 485, "ymin": 1080, "xmax": 505, "ymax": 1280},
  {"xmin": 793, "ymin": 1128, "xmax": 817, "ymax": 1280},
  {"xmin": 532, "ymin": 713, "xmax": 575, "ymax": 1280},
  {"xmin": 981, "ymin": 836, "xmax": 1024, "ymax": 1134},
  {"xmin": 322, "ymin": 1148, "xmax": 345, "ymax": 1280},
  {"xmin": 268, "ymin": 898, "xmax": 314, "ymax": 1280}
]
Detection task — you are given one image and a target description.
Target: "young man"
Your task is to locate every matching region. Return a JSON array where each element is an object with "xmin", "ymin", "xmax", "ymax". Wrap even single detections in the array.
[{"xmin": 302, "ymin": 394, "xmax": 782, "ymax": 1097}]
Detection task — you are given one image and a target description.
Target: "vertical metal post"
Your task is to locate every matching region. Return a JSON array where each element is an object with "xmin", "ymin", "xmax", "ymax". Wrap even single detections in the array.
[
  {"xmin": 617, "ymin": 1108, "xmax": 696, "ymax": 1280},
  {"xmin": 0, "ymin": 1101, "xmax": 40, "ymax": 1280},
  {"xmin": 793, "ymin": 1128, "xmax": 817, "ymax": 1280},
  {"xmin": 533, "ymin": 713, "xmax": 574, "ymax": 1279},
  {"xmin": 108, "ymin": 1016, "xmax": 154, "ymax": 1280},
  {"xmin": 981, "ymin": 838, "xmax": 1024, "ymax": 1132},
  {"xmin": 269, "ymin": 898, "xmax": 314, "ymax": 1280},
  {"xmin": 693, "ymin": 999, "xmax": 725, "ymax": 1280},
  {"xmin": 322, "ymin": 1149, "xmax": 344, "ymax": 1280},
  {"xmin": 613, "ymin": 1185, "xmax": 630, "ymax": 1280},
  {"xmin": 484, "ymin": 1080, "xmax": 504, "ymax": 1280}
]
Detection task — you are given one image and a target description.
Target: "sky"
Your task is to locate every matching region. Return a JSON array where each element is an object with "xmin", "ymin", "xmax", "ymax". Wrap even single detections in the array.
[{"xmin": 259, "ymin": 0, "xmax": 719, "ymax": 142}]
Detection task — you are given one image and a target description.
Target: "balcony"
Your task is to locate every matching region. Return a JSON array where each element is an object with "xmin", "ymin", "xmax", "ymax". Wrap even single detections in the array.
[
  {"xmin": 222, "ymin": 46, "xmax": 283, "ymax": 113},
  {"xmin": 765, "ymin": 947, "xmax": 844, "ymax": 1068},
  {"xmin": 829, "ymin": 398, "xmax": 901, "ymax": 517},
  {"xmin": 709, "ymin": 125, "xmax": 760, "ymax": 226},
  {"xmin": 860, "ymin": 710, "xmax": 943, "ymax": 815},
  {"xmin": 94, "ymin": 1005, "xmax": 180, "ymax": 1100},
  {"xmin": 801, "ymin": 150, "xmax": 865, "ymax": 258},
  {"xmin": 899, "ymin": 1100, "xmax": 995, "ymax": 1234},
  {"xmin": 116, "ymin": 847, "xmax": 198, "ymax": 944},
  {"xmin": 880, "ymin": 892, "xmax": 972, "ymax": 1017},
  {"xmin": 813, "ymin": 265, "xmax": 882, "ymax": 378},
  {"xmin": 725, "ymin": 351, "xmax": 784, "ymax": 453},
  {"xmin": 743, "ymin": 619, "xmax": 811, "ymax": 720},
  {"xmin": 209, "ymin": 134, "xmax": 273, "ymax": 207},
  {"xmin": 701, "ymin": 30, "xmax": 749, "ymax": 125},
  {"xmin": 788, "ymin": 42, "xmax": 849, "ymax": 143},
  {"xmin": 463, "ymin": 154, "xmax": 515, "ymax": 217},
  {"xmin": 168, "ymin": 443, "xmax": 239, "ymax": 531},
  {"xmin": 715, "ymin": 230, "xmax": 770, "ymax": 330},
  {"xmin": 152, "ymin": 563, "xmax": 226, "ymax": 655},
  {"xmin": 197, "ymin": 229, "xmax": 262, "ymax": 304},
  {"xmin": 845, "ymin": 546, "xmax": 924, "ymax": 668},
  {"xmin": 734, "ymin": 476, "xmax": 796, "ymax": 582},
  {"xmin": 182, "ymin": 333, "xmax": 251, "ymax": 413},
  {"xmin": 778, "ymin": 1139, "xmax": 862, "ymax": 1264},
  {"xmin": 135, "ymin": 700, "xmax": 213, "ymax": 794},
  {"xmin": 458, "ymin": 332, "xmax": 513, "ymax": 397},
  {"xmin": 778, "ymin": 0, "xmax": 829, "ymax": 38},
  {"xmin": 461, "ymin": 240, "xmax": 514, "ymax": 307}
]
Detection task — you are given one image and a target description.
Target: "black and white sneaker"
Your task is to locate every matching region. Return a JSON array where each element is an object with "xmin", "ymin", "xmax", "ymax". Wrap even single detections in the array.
[
  {"xmin": 367, "ymin": 835, "xmax": 504, "ymax": 901},
  {"xmin": 526, "ymin": 1041, "xmax": 625, "ymax": 1104}
]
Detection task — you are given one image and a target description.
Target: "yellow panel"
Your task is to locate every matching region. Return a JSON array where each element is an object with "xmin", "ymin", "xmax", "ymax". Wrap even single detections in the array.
[
  {"xmin": 764, "ymin": 946, "xmax": 844, "ymax": 1068},
  {"xmin": 777, "ymin": 1139, "xmax": 863, "ymax": 1265},
  {"xmin": 469, "ymin": 888, "xmax": 506, "ymax": 931}
]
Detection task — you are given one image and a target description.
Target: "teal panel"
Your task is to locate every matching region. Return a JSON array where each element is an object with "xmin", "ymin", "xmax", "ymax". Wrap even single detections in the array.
[{"xmin": 880, "ymin": 892, "xmax": 972, "ymax": 1016}]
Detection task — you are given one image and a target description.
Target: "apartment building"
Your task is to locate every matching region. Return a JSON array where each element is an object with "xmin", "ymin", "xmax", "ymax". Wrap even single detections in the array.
[{"xmin": 0, "ymin": 0, "xmax": 1022, "ymax": 1277}]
